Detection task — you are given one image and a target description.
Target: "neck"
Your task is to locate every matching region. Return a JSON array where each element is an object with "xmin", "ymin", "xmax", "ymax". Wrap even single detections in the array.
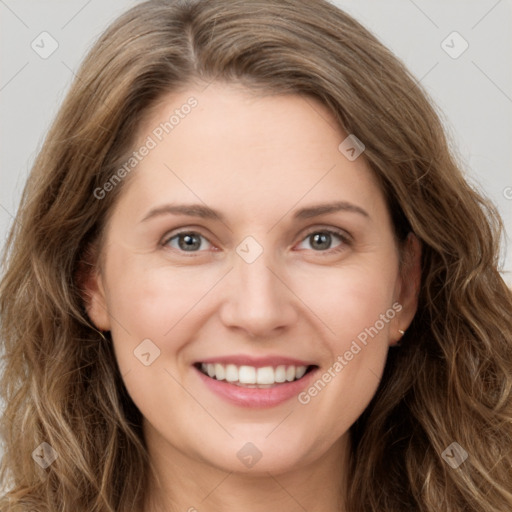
[{"xmin": 142, "ymin": 425, "xmax": 351, "ymax": 512}]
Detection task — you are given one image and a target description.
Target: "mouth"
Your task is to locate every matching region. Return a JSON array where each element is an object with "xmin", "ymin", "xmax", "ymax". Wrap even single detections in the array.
[{"xmin": 194, "ymin": 362, "xmax": 318, "ymax": 388}]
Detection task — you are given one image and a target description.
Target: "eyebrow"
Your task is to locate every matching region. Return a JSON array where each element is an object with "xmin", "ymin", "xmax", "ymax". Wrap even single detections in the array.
[{"xmin": 140, "ymin": 200, "xmax": 369, "ymax": 223}]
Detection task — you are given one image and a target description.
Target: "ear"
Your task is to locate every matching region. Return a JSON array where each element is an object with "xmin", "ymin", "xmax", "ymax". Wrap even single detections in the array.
[
  {"xmin": 75, "ymin": 243, "xmax": 111, "ymax": 332},
  {"xmin": 390, "ymin": 232, "xmax": 422, "ymax": 346}
]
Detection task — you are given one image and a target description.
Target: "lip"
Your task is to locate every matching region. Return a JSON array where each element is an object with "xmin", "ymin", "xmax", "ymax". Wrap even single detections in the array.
[
  {"xmin": 193, "ymin": 363, "xmax": 319, "ymax": 408},
  {"xmin": 196, "ymin": 354, "xmax": 316, "ymax": 368}
]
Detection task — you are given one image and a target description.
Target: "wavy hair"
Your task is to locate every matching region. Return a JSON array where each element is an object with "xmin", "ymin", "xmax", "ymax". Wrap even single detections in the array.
[{"xmin": 1, "ymin": 0, "xmax": 511, "ymax": 510}]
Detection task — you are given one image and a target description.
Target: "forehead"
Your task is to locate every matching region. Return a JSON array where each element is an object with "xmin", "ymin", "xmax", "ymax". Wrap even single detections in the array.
[{"xmin": 110, "ymin": 82, "xmax": 386, "ymax": 227}]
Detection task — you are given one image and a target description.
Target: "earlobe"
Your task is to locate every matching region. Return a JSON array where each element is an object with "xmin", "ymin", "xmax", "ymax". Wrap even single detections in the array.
[
  {"xmin": 392, "ymin": 232, "xmax": 422, "ymax": 345},
  {"xmin": 85, "ymin": 271, "xmax": 111, "ymax": 332},
  {"xmin": 75, "ymin": 246, "xmax": 111, "ymax": 332}
]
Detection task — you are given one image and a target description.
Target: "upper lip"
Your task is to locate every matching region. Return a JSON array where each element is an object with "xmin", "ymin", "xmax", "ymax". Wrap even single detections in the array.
[{"xmin": 195, "ymin": 355, "xmax": 317, "ymax": 368}]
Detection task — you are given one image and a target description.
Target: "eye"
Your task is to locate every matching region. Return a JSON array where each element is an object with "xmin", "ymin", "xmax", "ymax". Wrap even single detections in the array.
[
  {"xmin": 162, "ymin": 227, "xmax": 350, "ymax": 255},
  {"xmin": 296, "ymin": 228, "xmax": 349, "ymax": 253},
  {"xmin": 163, "ymin": 231, "xmax": 213, "ymax": 253}
]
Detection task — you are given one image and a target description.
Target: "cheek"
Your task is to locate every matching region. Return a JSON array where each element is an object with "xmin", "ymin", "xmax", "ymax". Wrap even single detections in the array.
[
  {"xmin": 291, "ymin": 260, "xmax": 397, "ymax": 423},
  {"xmin": 103, "ymin": 261, "xmax": 216, "ymax": 420},
  {"xmin": 103, "ymin": 254, "xmax": 220, "ymax": 371},
  {"xmin": 291, "ymin": 256, "xmax": 398, "ymax": 345}
]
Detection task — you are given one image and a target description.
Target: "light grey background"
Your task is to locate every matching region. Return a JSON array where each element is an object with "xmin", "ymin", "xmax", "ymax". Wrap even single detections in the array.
[{"xmin": 1, "ymin": 0, "xmax": 511, "ymax": 278}]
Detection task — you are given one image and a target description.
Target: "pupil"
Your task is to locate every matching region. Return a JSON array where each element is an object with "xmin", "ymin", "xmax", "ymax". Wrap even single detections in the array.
[
  {"xmin": 179, "ymin": 234, "xmax": 201, "ymax": 251},
  {"xmin": 312, "ymin": 233, "xmax": 331, "ymax": 250},
  {"xmin": 176, "ymin": 233, "xmax": 332, "ymax": 251}
]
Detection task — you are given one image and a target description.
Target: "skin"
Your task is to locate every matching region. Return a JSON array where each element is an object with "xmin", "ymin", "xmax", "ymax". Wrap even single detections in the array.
[{"xmin": 84, "ymin": 82, "xmax": 421, "ymax": 512}]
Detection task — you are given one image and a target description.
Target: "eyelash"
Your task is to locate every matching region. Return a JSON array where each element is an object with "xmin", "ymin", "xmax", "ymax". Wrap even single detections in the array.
[{"xmin": 161, "ymin": 227, "xmax": 351, "ymax": 257}]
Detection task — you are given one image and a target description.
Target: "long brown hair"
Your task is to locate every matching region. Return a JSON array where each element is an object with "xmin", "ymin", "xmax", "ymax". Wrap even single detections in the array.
[{"xmin": 1, "ymin": 1, "xmax": 511, "ymax": 510}]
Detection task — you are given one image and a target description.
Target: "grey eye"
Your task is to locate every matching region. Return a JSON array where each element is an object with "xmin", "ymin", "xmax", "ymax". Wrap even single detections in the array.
[{"xmin": 166, "ymin": 232, "xmax": 208, "ymax": 252}]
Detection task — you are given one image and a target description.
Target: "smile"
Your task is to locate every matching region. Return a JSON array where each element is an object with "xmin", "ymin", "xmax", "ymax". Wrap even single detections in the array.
[
  {"xmin": 193, "ymin": 357, "xmax": 319, "ymax": 408},
  {"xmin": 196, "ymin": 362, "xmax": 315, "ymax": 387}
]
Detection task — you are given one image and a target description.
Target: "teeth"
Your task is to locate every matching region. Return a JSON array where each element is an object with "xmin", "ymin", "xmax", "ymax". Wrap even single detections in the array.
[
  {"xmin": 239, "ymin": 365, "xmax": 256, "ymax": 384},
  {"xmin": 199, "ymin": 362, "xmax": 309, "ymax": 385},
  {"xmin": 214, "ymin": 363, "xmax": 225, "ymax": 381},
  {"xmin": 256, "ymin": 366, "xmax": 275, "ymax": 385},
  {"xmin": 274, "ymin": 365, "xmax": 286, "ymax": 383},
  {"xmin": 295, "ymin": 366, "xmax": 307, "ymax": 379}
]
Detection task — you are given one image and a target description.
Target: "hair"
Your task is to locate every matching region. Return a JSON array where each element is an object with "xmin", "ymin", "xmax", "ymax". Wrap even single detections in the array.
[{"xmin": 1, "ymin": 0, "xmax": 511, "ymax": 510}]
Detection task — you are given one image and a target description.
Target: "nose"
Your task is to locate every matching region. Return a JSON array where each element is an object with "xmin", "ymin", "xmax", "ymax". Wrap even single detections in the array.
[{"xmin": 218, "ymin": 248, "xmax": 298, "ymax": 339}]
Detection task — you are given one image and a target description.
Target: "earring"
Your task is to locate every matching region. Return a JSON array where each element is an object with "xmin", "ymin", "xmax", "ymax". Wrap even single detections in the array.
[{"xmin": 396, "ymin": 329, "xmax": 405, "ymax": 346}]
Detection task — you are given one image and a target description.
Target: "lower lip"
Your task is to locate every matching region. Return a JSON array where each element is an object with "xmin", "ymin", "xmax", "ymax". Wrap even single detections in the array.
[{"xmin": 194, "ymin": 366, "xmax": 319, "ymax": 408}]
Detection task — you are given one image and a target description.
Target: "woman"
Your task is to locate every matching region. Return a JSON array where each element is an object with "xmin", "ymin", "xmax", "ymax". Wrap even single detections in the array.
[{"xmin": 1, "ymin": 0, "xmax": 511, "ymax": 510}]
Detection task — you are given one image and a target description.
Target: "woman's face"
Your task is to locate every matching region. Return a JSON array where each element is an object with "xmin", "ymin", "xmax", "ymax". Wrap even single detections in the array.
[{"xmin": 86, "ymin": 82, "xmax": 420, "ymax": 475}]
